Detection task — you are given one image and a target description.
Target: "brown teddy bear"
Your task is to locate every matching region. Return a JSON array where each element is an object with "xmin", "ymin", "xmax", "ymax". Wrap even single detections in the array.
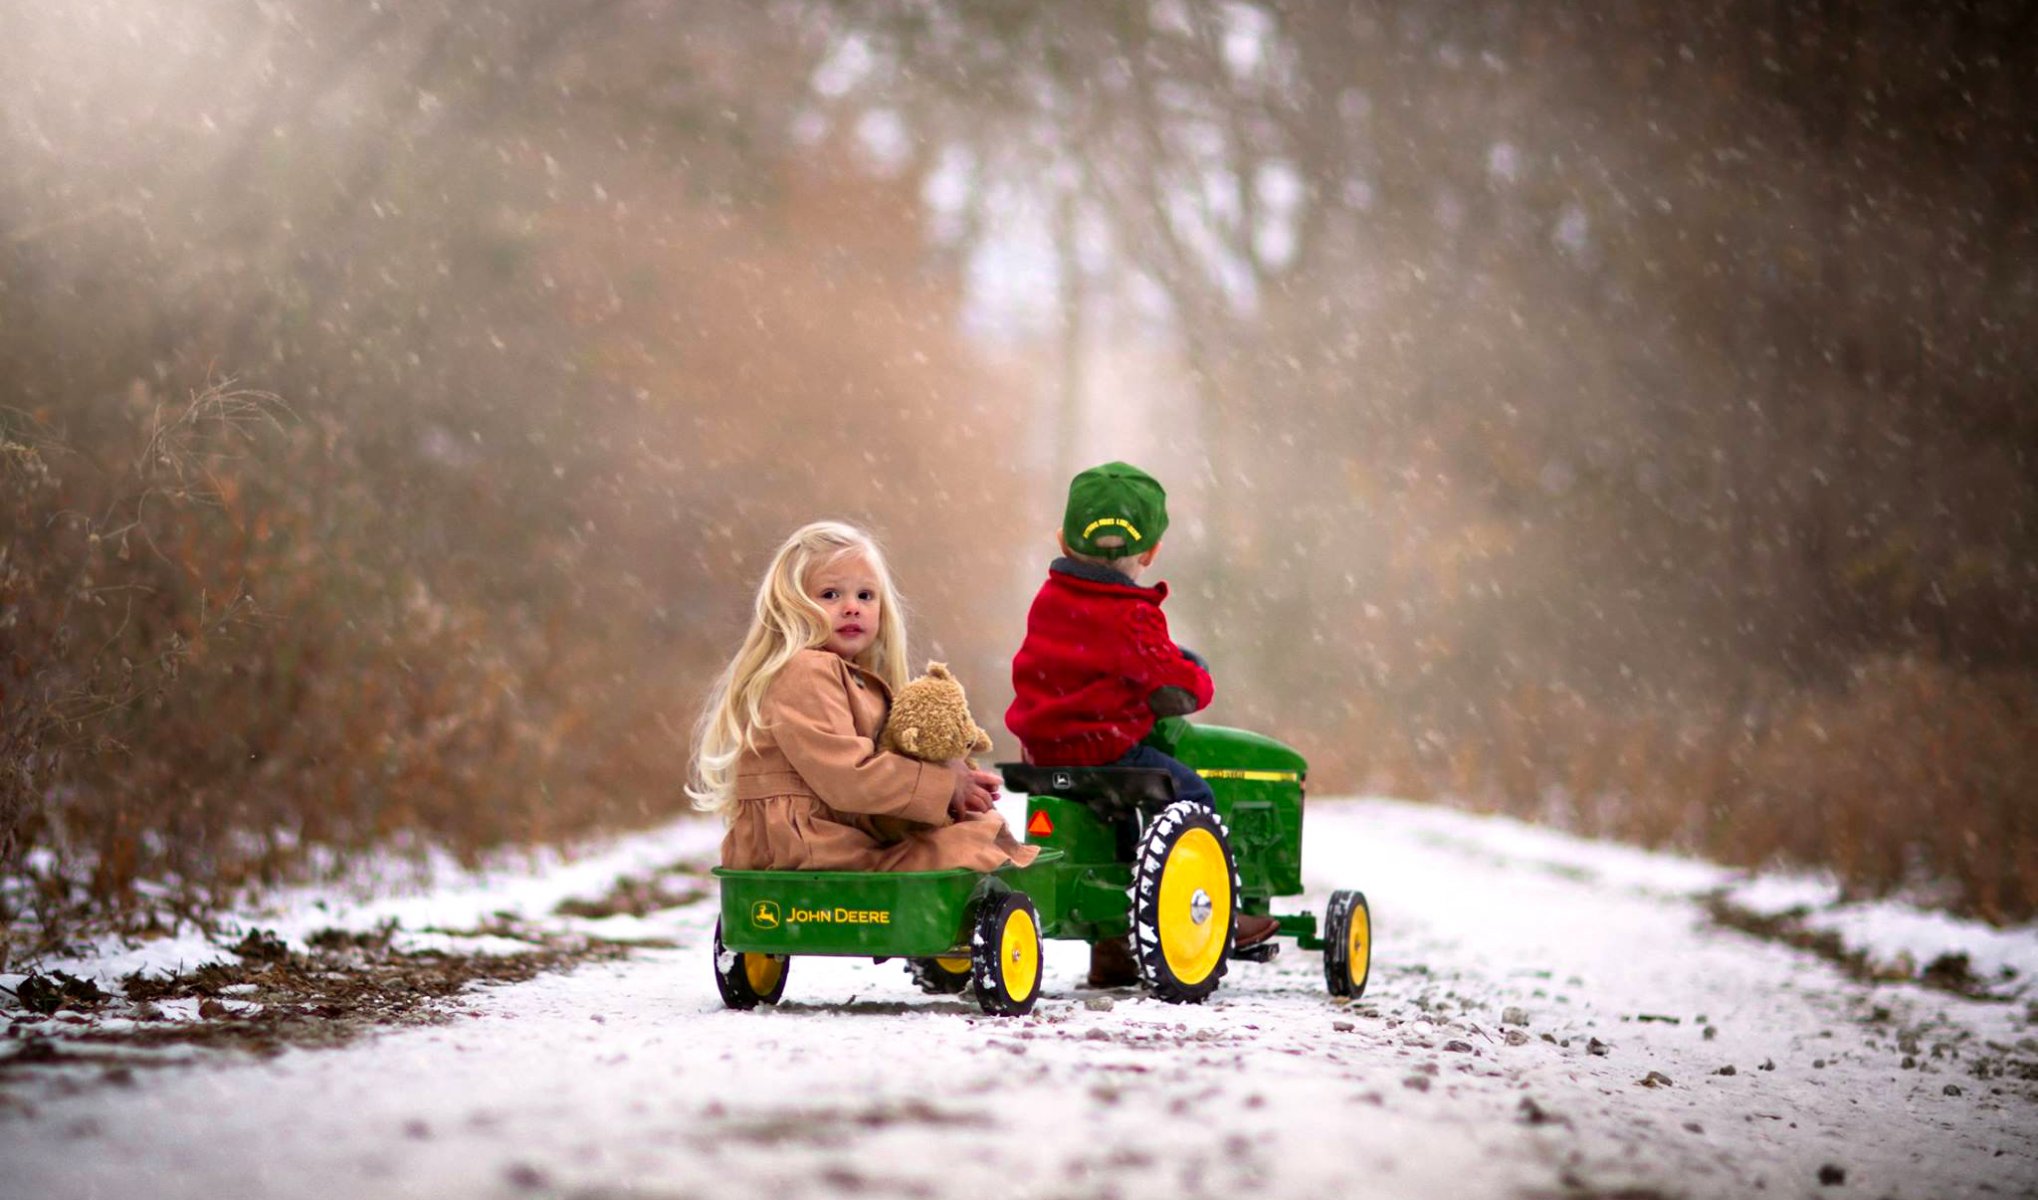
[{"xmin": 879, "ymin": 661, "xmax": 993, "ymax": 763}]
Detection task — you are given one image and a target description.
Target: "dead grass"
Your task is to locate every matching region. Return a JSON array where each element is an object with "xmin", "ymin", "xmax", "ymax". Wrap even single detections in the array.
[
  {"xmin": 1355, "ymin": 658, "xmax": 2038, "ymax": 925},
  {"xmin": 0, "ymin": 381, "xmax": 704, "ymax": 969}
]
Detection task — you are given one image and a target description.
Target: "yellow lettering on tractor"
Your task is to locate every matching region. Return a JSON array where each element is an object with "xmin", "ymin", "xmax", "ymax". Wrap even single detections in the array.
[
  {"xmin": 1193, "ymin": 768, "xmax": 1303, "ymax": 782},
  {"xmin": 781, "ymin": 906, "xmax": 890, "ymax": 925}
]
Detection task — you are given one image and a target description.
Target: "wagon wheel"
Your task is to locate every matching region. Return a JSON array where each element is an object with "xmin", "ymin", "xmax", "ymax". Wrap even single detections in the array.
[
  {"xmin": 969, "ymin": 892, "xmax": 1043, "ymax": 1016},
  {"xmin": 905, "ymin": 955, "xmax": 974, "ymax": 995},
  {"xmin": 712, "ymin": 918, "xmax": 789, "ymax": 1009},
  {"xmin": 1322, "ymin": 890, "xmax": 1372, "ymax": 999},
  {"xmin": 1131, "ymin": 799, "xmax": 1239, "ymax": 1004}
]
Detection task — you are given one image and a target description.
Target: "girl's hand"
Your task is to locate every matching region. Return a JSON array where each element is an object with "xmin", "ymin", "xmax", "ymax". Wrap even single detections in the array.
[{"xmin": 947, "ymin": 760, "xmax": 1000, "ymax": 820}]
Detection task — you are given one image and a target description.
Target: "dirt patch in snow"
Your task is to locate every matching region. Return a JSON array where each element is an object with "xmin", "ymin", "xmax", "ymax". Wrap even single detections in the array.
[
  {"xmin": 1521, "ymin": 1185, "xmax": 1678, "ymax": 1200},
  {"xmin": 699, "ymin": 1097, "xmax": 993, "ymax": 1148},
  {"xmin": 550, "ymin": 862, "xmax": 711, "ymax": 921},
  {"xmin": 1702, "ymin": 891, "xmax": 2022, "ymax": 1001},
  {"xmin": 0, "ymin": 918, "xmax": 636, "ymax": 1094}
]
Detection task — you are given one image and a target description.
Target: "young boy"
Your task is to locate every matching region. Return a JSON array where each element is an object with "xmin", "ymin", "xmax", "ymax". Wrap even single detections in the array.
[{"xmin": 1006, "ymin": 461, "xmax": 1279, "ymax": 985}]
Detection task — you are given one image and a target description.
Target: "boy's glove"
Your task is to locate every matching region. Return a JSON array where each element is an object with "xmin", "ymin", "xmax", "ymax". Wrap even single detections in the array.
[{"xmin": 1148, "ymin": 645, "xmax": 1209, "ymax": 717}]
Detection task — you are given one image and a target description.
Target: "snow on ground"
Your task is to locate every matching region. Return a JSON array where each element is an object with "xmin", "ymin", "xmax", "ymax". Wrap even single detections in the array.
[{"xmin": 3, "ymin": 796, "xmax": 2035, "ymax": 1200}]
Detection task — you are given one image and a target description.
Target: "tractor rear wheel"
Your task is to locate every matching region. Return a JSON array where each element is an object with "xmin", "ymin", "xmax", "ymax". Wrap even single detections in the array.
[
  {"xmin": 1131, "ymin": 800, "xmax": 1239, "ymax": 1003},
  {"xmin": 970, "ymin": 892, "xmax": 1043, "ymax": 1016},
  {"xmin": 1322, "ymin": 890, "xmax": 1372, "ymax": 999},
  {"xmin": 906, "ymin": 955, "xmax": 974, "ymax": 995},
  {"xmin": 712, "ymin": 918, "xmax": 789, "ymax": 1009}
]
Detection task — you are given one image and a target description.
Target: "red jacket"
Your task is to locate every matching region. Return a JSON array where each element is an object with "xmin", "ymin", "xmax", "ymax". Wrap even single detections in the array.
[{"xmin": 1006, "ymin": 559, "xmax": 1214, "ymax": 765}]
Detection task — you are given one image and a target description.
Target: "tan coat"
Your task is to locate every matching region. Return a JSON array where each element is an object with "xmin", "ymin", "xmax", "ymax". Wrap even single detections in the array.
[{"xmin": 720, "ymin": 649, "xmax": 1040, "ymax": 873}]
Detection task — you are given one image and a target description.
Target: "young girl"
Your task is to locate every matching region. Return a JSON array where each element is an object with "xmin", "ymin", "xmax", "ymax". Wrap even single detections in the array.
[{"xmin": 688, "ymin": 521, "xmax": 1037, "ymax": 872}]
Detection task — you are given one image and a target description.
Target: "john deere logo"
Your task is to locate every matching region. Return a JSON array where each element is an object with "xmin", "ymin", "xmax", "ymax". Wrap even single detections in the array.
[{"xmin": 750, "ymin": 901, "xmax": 781, "ymax": 929}]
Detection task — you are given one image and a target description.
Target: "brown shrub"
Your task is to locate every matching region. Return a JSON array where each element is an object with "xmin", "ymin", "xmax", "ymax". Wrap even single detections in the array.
[
  {"xmin": 0, "ymin": 381, "xmax": 617, "ymax": 964},
  {"xmin": 1734, "ymin": 659, "xmax": 2037, "ymax": 924},
  {"xmin": 1384, "ymin": 659, "xmax": 2038, "ymax": 924}
]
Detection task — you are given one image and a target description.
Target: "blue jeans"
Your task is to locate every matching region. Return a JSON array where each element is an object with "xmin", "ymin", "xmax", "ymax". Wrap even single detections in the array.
[{"xmin": 1113, "ymin": 743, "xmax": 1215, "ymax": 810}]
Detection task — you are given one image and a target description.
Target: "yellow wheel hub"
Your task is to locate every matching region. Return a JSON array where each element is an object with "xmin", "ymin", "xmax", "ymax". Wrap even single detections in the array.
[
  {"xmin": 1347, "ymin": 904, "xmax": 1370, "ymax": 983},
  {"xmin": 743, "ymin": 953, "xmax": 783, "ymax": 995},
  {"xmin": 1156, "ymin": 827, "xmax": 1231, "ymax": 984},
  {"xmin": 934, "ymin": 954, "xmax": 972, "ymax": 975},
  {"xmin": 998, "ymin": 906, "xmax": 1040, "ymax": 1001}
]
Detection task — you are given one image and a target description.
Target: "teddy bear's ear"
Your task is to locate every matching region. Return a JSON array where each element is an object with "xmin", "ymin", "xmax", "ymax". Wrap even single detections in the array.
[
  {"xmin": 925, "ymin": 661, "xmax": 952, "ymax": 680},
  {"xmin": 897, "ymin": 726, "xmax": 921, "ymax": 755}
]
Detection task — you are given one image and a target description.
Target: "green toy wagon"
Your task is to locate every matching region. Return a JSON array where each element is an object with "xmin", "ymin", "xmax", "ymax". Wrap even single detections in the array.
[{"xmin": 711, "ymin": 719, "xmax": 1370, "ymax": 1016}]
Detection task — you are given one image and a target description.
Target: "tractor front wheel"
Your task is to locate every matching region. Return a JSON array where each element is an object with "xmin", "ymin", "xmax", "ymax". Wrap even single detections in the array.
[
  {"xmin": 1131, "ymin": 800, "xmax": 1239, "ymax": 1004},
  {"xmin": 712, "ymin": 918, "xmax": 789, "ymax": 1009},
  {"xmin": 970, "ymin": 892, "xmax": 1043, "ymax": 1016},
  {"xmin": 1322, "ymin": 890, "xmax": 1372, "ymax": 999}
]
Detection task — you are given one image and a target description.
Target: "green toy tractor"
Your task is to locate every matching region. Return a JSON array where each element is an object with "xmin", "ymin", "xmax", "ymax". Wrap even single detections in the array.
[{"xmin": 711, "ymin": 719, "xmax": 1370, "ymax": 1016}]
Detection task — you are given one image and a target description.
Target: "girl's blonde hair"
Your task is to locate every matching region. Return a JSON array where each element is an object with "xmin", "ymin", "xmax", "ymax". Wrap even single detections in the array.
[{"xmin": 686, "ymin": 520, "xmax": 909, "ymax": 816}]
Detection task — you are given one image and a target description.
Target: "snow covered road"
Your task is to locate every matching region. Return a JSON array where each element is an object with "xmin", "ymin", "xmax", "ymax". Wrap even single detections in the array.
[{"xmin": 4, "ymin": 798, "xmax": 2034, "ymax": 1200}]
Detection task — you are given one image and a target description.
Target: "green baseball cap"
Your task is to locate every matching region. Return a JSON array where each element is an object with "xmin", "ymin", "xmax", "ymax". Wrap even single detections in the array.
[{"xmin": 1062, "ymin": 461, "xmax": 1169, "ymax": 559}]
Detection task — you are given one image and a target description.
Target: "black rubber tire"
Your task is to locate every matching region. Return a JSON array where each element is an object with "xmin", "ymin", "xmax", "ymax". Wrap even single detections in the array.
[
  {"xmin": 1131, "ymin": 799, "xmax": 1240, "ymax": 1004},
  {"xmin": 905, "ymin": 956, "xmax": 973, "ymax": 995},
  {"xmin": 712, "ymin": 917, "xmax": 789, "ymax": 1009},
  {"xmin": 1323, "ymin": 889, "xmax": 1372, "ymax": 999},
  {"xmin": 969, "ymin": 892, "xmax": 1044, "ymax": 1017}
]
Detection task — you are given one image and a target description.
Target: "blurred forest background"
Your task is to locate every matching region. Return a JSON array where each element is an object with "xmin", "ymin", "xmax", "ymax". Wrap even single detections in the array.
[{"xmin": 4, "ymin": 0, "xmax": 2034, "ymax": 961}]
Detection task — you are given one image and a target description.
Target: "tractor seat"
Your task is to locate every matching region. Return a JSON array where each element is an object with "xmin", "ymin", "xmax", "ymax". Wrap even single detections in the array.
[{"xmin": 996, "ymin": 762, "xmax": 1178, "ymax": 821}]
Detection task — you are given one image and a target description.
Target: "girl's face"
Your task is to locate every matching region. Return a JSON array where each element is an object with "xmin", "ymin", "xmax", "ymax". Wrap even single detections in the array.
[{"xmin": 805, "ymin": 551, "xmax": 882, "ymax": 661}]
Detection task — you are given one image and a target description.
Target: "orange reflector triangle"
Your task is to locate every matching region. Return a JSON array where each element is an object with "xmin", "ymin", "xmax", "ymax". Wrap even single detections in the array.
[{"xmin": 1026, "ymin": 810, "xmax": 1054, "ymax": 837}]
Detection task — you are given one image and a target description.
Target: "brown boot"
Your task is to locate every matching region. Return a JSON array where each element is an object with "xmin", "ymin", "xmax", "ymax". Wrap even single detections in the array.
[
  {"xmin": 1234, "ymin": 912, "xmax": 1280, "ymax": 950},
  {"xmin": 1086, "ymin": 935, "xmax": 1140, "ymax": 988}
]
